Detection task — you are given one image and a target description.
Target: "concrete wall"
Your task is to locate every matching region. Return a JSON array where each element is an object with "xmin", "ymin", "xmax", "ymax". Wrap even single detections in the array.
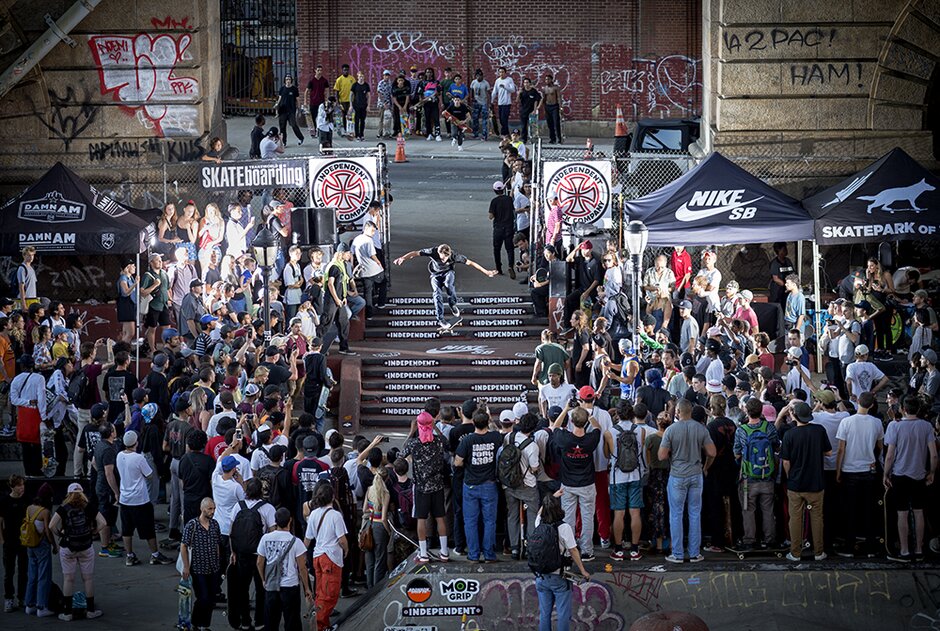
[
  {"xmin": 296, "ymin": 0, "xmax": 702, "ymax": 135},
  {"xmin": 703, "ymin": 0, "xmax": 940, "ymax": 172},
  {"xmin": 0, "ymin": 0, "xmax": 224, "ymax": 183}
]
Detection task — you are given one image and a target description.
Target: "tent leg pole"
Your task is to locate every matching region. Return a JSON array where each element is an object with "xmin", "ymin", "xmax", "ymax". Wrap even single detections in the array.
[
  {"xmin": 135, "ymin": 251, "xmax": 140, "ymax": 379},
  {"xmin": 812, "ymin": 241, "xmax": 822, "ymax": 375}
]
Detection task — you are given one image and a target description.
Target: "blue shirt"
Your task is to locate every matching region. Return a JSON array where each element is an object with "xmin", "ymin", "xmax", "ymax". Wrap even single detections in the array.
[
  {"xmin": 784, "ymin": 291, "xmax": 806, "ymax": 327},
  {"xmin": 619, "ymin": 356, "xmax": 641, "ymax": 400},
  {"xmin": 448, "ymin": 83, "xmax": 468, "ymax": 101}
]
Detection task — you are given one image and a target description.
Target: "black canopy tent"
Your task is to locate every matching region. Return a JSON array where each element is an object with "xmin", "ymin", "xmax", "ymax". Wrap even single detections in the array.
[
  {"xmin": 624, "ymin": 152, "xmax": 814, "ymax": 246},
  {"xmin": 803, "ymin": 147, "xmax": 939, "ymax": 246},
  {"xmin": 0, "ymin": 162, "xmax": 159, "ymax": 374}
]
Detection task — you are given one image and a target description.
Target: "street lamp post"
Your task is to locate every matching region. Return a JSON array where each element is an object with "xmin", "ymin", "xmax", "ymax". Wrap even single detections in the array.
[
  {"xmin": 624, "ymin": 220, "xmax": 649, "ymax": 356},
  {"xmin": 252, "ymin": 227, "xmax": 279, "ymax": 343}
]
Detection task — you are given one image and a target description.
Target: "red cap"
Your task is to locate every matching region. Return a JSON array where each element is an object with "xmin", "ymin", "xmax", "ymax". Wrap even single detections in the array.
[
  {"xmin": 577, "ymin": 385, "xmax": 596, "ymax": 401},
  {"xmin": 579, "ymin": 240, "xmax": 593, "ymax": 251}
]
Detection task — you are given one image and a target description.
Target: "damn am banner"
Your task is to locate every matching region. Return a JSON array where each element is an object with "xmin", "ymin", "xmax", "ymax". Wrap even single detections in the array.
[
  {"xmin": 542, "ymin": 161, "xmax": 613, "ymax": 225},
  {"xmin": 308, "ymin": 157, "xmax": 380, "ymax": 225}
]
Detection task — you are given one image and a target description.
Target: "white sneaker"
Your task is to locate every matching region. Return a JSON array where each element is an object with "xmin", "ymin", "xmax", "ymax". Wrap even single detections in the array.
[
  {"xmin": 451, "ymin": 138, "xmax": 457, "ymax": 146},
  {"xmin": 427, "ymin": 134, "xmax": 433, "ymax": 141},
  {"xmin": 599, "ymin": 539, "xmax": 611, "ymax": 549},
  {"xmin": 457, "ymin": 145, "xmax": 463, "ymax": 151},
  {"xmin": 814, "ymin": 552, "xmax": 828, "ymax": 561},
  {"xmin": 786, "ymin": 552, "xmax": 801, "ymax": 562},
  {"xmin": 665, "ymin": 554, "xmax": 683, "ymax": 563},
  {"xmin": 58, "ymin": 613, "xmax": 73, "ymax": 621},
  {"xmin": 36, "ymin": 608, "xmax": 56, "ymax": 618},
  {"xmin": 86, "ymin": 610, "xmax": 103, "ymax": 619},
  {"xmin": 435, "ymin": 135, "xmax": 442, "ymax": 142}
]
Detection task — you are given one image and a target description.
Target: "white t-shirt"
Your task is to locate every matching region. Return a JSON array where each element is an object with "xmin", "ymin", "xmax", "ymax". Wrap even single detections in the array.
[
  {"xmin": 351, "ymin": 234, "xmax": 383, "ymax": 278},
  {"xmin": 838, "ymin": 320, "xmax": 861, "ymax": 364},
  {"xmin": 257, "ymin": 531, "xmax": 307, "ymax": 587},
  {"xmin": 211, "ymin": 472, "xmax": 245, "ymax": 535},
  {"xmin": 492, "ymin": 77, "xmax": 516, "ymax": 106},
  {"xmin": 811, "ymin": 411, "xmax": 849, "ymax": 471},
  {"xmin": 539, "ymin": 382, "xmax": 576, "ymax": 413},
  {"xmin": 835, "ymin": 413, "xmax": 884, "ymax": 473},
  {"xmin": 567, "ymin": 406, "xmax": 614, "ymax": 470},
  {"xmin": 845, "ymin": 361, "xmax": 885, "ymax": 399},
  {"xmin": 116, "ymin": 450, "xmax": 152, "ymax": 506},
  {"xmin": 504, "ymin": 431, "xmax": 540, "ymax": 488},
  {"xmin": 785, "ymin": 367, "xmax": 811, "ymax": 400},
  {"xmin": 696, "ymin": 268, "xmax": 722, "ymax": 312},
  {"xmin": 534, "ymin": 513, "xmax": 577, "ymax": 557},
  {"xmin": 306, "ymin": 506, "xmax": 348, "ymax": 568},
  {"xmin": 608, "ymin": 421, "xmax": 648, "ymax": 484},
  {"xmin": 229, "ymin": 498, "xmax": 277, "ymax": 532},
  {"xmin": 250, "ymin": 446, "xmax": 273, "ymax": 472},
  {"xmin": 206, "ymin": 411, "xmax": 237, "ymax": 438},
  {"xmin": 215, "ymin": 452, "xmax": 253, "ymax": 482}
]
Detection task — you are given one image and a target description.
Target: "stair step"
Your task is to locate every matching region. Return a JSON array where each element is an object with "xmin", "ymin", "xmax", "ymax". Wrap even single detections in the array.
[
  {"xmin": 364, "ymin": 327, "xmax": 542, "ymax": 340},
  {"xmin": 361, "ymin": 376, "xmax": 532, "ymax": 390},
  {"xmin": 379, "ymin": 306, "xmax": 532, "ymax": 318},
  {"xmin": 367, "ymin": 317, "xmax": 534, "ymax": 329},
  {"xmin": 388, "ymin": 296, "xmax": 530, "ymax": 306},
  {"xmin": 361, "ymin": 389, "xmax": 537, "ymax": 404},
  {"xmin": 360, "ymin": 415, "xmax": 423, "ymax": 428},
  {"xmin": 362, "ymin": 364, "xmax": 530, "ymax": 378},
  {"xmin": 362, "ymin": 355, "xmax": 533, "ymax": 367}
]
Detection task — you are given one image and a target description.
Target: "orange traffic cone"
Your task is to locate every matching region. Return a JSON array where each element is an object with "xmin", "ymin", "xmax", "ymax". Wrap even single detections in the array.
[
  {"xmin": 615, "ymin": 104, "xmax": 628, "ymax": 137},
  {"xmin": 394, "ymin": 133, "xmax": 407, "ymax": 163},
  {"xmin": 583, "ymin": 137, "xmax": 594, "ymax": 159}
]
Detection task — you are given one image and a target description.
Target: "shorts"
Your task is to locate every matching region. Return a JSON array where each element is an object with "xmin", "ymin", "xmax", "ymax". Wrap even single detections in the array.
[
  {"xmin": 59, "ymin": 546, "xmax": 95, "ymax": 576},
  {"xmin": 97, "ymin": 490, "xmax": 117, "ymax": 527},
  {"xmin": 144, "ymin": 305, "xmax": 170, "ymax": 328},
  {"xmin": 120, "ymin": 502, "xmax": 156, "ymax": 540},
  {"xmin": 891, "ymin": 475, "xmax": 927, "ymax": 511},
  {"xmin": 414, "ymin": 488, "xmax": 446, "ymax": 520},
  {"xmin": 610, "ymin": 480, "xmax": 644, "ymax": 511}
]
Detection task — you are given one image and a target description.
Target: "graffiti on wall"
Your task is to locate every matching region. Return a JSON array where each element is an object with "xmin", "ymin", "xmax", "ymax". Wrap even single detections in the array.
[
  {"xmin": 599, "ymin": 54, "xmax": 701, "ymax": 116},
  {"xmin": 481, "ymin": 36, "xmax": 575, "ymax": 116},
  {"xmin": 32, "ymin": 86, "xmax": 98, "ymax": 150},
  {"xmin": 346, "ymin": 31, "xmax": 460, "ymax": 96},
  {"xmin": 88, "ymin": 19, "xmax": 200, "ymax": 137}
]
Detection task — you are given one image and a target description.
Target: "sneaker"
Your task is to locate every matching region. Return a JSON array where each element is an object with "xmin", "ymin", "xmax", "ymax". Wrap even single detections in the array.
[
  {"xmin": 457, "ymin": 145, "xmax": 463, "ymax": 151},
  {"xmin": 451, "ymin": 138, "xmax": 457, "ymax": 146},
  {"xmin": 58, "ymin": 613, "xmax": 73, "ymax": 621},
  {"xmin": 298, "ymin": 139, "xmax": 304, "ymax": 146},
  {"xmin": 427, "ymin": 135, "xmax": 433, "ymax": 141},
  {"xmin": 25, "ymin": 606, "xmax": 37, "ymax": 615},
  {"xmin": 599, "ymin": 539, "xmax": 611, "ymax": 549},
  {"xmin": 930, "ymin": 538, "xmax": 940, "ymax": 554},
  {"xmin": 814, "ymin": 552, "xmax": 828, "ymax": 561},
  {"xmin": 888, "ymin": 552, "xmax": 912, "ymax": 563},
  {"xmin": 580, "ymin": 553, "xmax": 595, "ymax": 562},
  {"xmin": 0, "ymin": 426, "xmax": 14, "ymax": 437},
  {"xmin": 510, "ymin": 549, "xmax": 520, "ymax": 560},
  {"xmin": 629, "ymin": 550, "xmax": 643, "ymax": 561},
  {"xmin": 435, "ymin": 135, "xmax": 442, "ymax": 142},
  {"xmin": 3, "ymin": 599, "xmax": 14, "ymax": 613},
  {"xmin": 703, "ymin": 545, "xmax": 723, "ymax": 553},
  {"xmin": 150, "ymin": 552, "xmax": 173, "ymax": 565},
  {"xmin": 86, "ymin": 610, "xmax": 103, "ymax": 619},
  {"xmin": 835, "ymin": 548, "xmax": 855, "ymax": 558},
  {"xmin": 414, "ymin": 554, "xmax": 430, "ymax": 564},
  {"xmin": 689, "ymin": 554, "xmax": 704, "ymax": 563},
  {"xmin": 665, "ymin": 554, "xmax": 684, "ymax": 564},
  {"xmin": 609, "ymin": 550, "xmax": 625, "ymax": 561},
  {"xmin": 125, "ymin": 553, "xmax": 140, "ymax": 566},
  {"xmin": 508, "ymin": 267, "xmax": 516, "ymax": 280},
  {"xmin": 337, "ymin": 349, "xmax": 358, "ymax": 356},
  {"xmin": 37, "ymin": 608, "xmax": 56, "ymax": 618},
  {"xmin": 154, "ymin": 522, "xmax": 168, "ymax": 533},
  {"xmin": 99, "ymin": 544, "xmax": 122, "ymax": 558},
  {"xmin": 786, "ymin": 552, "xmax": 801, "ymax": 562},
  {"xmin": 452, "ymin": 548, "xmax": 466, "ymax": 556},
  {"xmin": 451, "ymin": 305, "xmax": 461, "ymax": 318}
]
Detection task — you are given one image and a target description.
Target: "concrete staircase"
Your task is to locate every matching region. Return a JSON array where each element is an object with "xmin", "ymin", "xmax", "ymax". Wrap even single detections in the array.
[{"xmin": 358, "ymin": 295, "xmax": 541, "ymax": 428}]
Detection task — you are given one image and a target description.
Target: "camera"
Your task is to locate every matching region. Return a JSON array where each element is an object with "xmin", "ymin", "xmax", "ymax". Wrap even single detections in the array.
[
  {"xmin": 785, "ymin": 359, "xmax": 798, "ymax": 367},
  {"xmin": 234, "ymin": 428, "xmax": 243, "ymax": 441},
  {"xmin": 569, "ymin": 395, "xmax": 579, "ymax": 407}
]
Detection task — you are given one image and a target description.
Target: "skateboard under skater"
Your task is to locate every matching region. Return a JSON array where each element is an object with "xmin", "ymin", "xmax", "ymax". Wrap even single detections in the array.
[
  {"xmin": 437, "ymin": 316, "xmax": 463, "ymax": 336},
  {"xmin": 725, "ymin": 545, "xmax": 789, "ymax": 560}
]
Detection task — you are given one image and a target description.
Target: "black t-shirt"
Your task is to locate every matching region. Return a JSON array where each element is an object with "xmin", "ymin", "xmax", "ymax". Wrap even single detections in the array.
[
  {"xmin": 489, "ymin": 194, "xmax": 515, "ymax": 228},
  {"xmin": 446, "ymin": 103, "xmax": 469, "ymax": 121},
  {"xmin": 392, "ymin": 84, "xmax": 410, "ymax": 108},
  {"xmin": 142, "ymin": 370, "xmax": 170, "ymax": 420},
  {"xmin": 456, "ymin": 431, "xmax": 504, "ymax": 486},
  {"xmin": 420, "ymin": 248, "xmax": 468, "ymax": 278},
  {"xmin": 0, "ymin": 491, "xmax": 27, "ymax": 541},
  {"xmin": 780, "ymin": 423, "xmax": 831, "ymax": 493},
  {"xmin": 179, "ymin": 451, "xmax": 214, "ymax": 508},
  {"xmin": 260, "ymin": 361, "xmax": 291, "ymax": 387},
  {"xmin": 520, "ymin": 87, "xmax": 542, "ymax": 114},
  {"xmin": 549, "ymin": 429, "xmax": 601, "ymax": 487},
  {"xmin": 350, "ymin": 82, "xmax": 370, "ymax": 109},
  {"xmin": 303, "ymin": 353, "xmax": 329, "ymax": 395},
  {"xmin": 448, "ymin": 422, "xmax": 475, "ymax": 483},
  {"xmin": 277, "ymin": 85, "xmax": 299, "ymax": 114},
  {"xmin": 769, "ymin": 257, "xmax": 795, "ymax": 304},
  {"xmin": 637, "ymin": 385, "xmax": 671, "ymax": 418},
  {"xmin": 250, "ymin": 126, "xmax": 265, "ymax": 159},
  {"xmin": 104, "ymin": 368, "xmax": 136, "ymax": 424},
  {"xmin": 576, "ymin": 254, "xmax": 602, "ymax": 293},
  {"xmin": 93, "ymin": 440, "xmax": 118, "ymax": 496},
  {"xmin": 707, "ymin": 416, "xmax": 738, "ymax": 473}
]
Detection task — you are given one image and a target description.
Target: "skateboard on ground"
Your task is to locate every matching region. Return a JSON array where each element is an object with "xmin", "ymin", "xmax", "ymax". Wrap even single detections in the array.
[
  {"xmin": 176, "ymin": 578, "xmax": 193, "ymax": 631},
  {"xmin": 41, "ymin": 424, "xmax": 57, "ymax": 477},
  {"xmin": 528, "ymin": 112, "xmax": 539, "ymax": 139},
  {"xmin": 725, "ymin": 545, "xmax": 789, "ymax": 560},
  {"xmin": 389, "ymin": 521, "xmax": 441, "ymax": 561},
  {"xmin": 437, "ymin": 316, "xmax": 463, "ymax": 336},
  {"xmin": 160, "ymin": 537, "xmax": 181, "ymax": 551},
  {"xmin": 443, "ymin": 110, "xmax": 471, "ymax": 133}
]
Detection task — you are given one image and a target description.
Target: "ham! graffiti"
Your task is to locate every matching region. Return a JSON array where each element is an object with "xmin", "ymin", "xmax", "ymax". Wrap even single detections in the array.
[{"xmin": 88, "ymin": 23, "xmax": 200, "ymax": 137}]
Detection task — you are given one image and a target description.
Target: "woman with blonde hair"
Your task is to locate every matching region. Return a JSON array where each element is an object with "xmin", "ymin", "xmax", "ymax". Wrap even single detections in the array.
[
  {"xmin": 197, "ymin": 203, "xmax": 225, "ymax": 280},
  {"xmin": 188, "ymin": 388, "xmax": 211, "ymax": 432},
  {"xmin": 49, "ymin": 482, "xmax": 105, "ymax": 620},
  {"xmin": 361, "ymin": 448, "xmax": 390, "ymax": 587},
  {"xmin": 568, "ymin": 309, "xmax": 591, "ymax": 388},
  {"xmin": 176, "ymin": 202, "xmax": 200, "ymax": 263}
]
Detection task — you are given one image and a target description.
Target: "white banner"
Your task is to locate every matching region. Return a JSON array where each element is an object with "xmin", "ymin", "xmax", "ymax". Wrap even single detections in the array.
[
  {"xmin": 542, "ymin": 160, "xmax": 613, "ymax": 225},
  {"xmin": 307, "ymin": 157, "xmax": 379, "ymax": 225}
]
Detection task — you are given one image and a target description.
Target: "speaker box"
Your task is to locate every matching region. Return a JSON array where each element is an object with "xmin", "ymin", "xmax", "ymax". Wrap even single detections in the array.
[{"xmin": 291, "ymin": 207, "xmax": 337, "ymax": 246}]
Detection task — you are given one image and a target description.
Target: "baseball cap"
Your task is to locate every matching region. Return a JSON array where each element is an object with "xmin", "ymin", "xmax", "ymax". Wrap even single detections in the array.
[
  {"xmin": 706, "ymin": 379, "xmax": 722, "ymax": 393},
  {"xmin": 706, "ymin": 339, "xmax": 722, "ymax": 353},
  {"xmin": 678, "ymin": 300, "xmax": 692, "ymax": 310},
  {"xmin": 740, "ymin": 289, "xmax": 754, "ymax": 301},
  {"xmin": 914, "ymin": 289, "xmax": 928, "ymax": 300},
  {"xmin": 67, "ymin": 482, "xmax": 83, "ymax": 494},
  {"xmin": 174, "ymin": 397, "xmax": 192, "ymax": 413},
  {"xmin": 52, "ymin": 325, "xmax": 68, "ymax": 337},
  {"xmin": 335, "ymin": 242, "xmax": 349, "ymax": 253},
  {"xmin": 409, "ymin": 65, "xmax": 418, "ymax": 71},
  {"xmin": 132, "ymin": 387, "xmax": 149, "ymax": 402},
  {"xmin": 786, "ymin": 347, "xmax": 803, "ymax": 359},
  {"xmin": 792, "ymin": 401, "xmax": 814, "ymax": 423},
  {"xmin": 180, "ymin": 347, "xmax": 195, "ymax": 358},
  {"xmin": 579, "ymin": 240, "xmax": 593, "ymax": 251},
  {"xmin": 679, "ymin": 352, "xmax": 695, "ymax": 368},
  {"xmin": 511, "ymin": 128, "xmax": 520, "ymax": 134},
  {"xmin": 212, "ymin": 301, "xmax": 226, "ymax": 312},
  {"xmin": 152, "ymin": 353, "xmax": 168, "ymax": 368},
  {"xmin": 302, "ymin": 435, "xmax": 319, "ymax": 453},
  {"xmin": 245, "ymin": 383, "xmax": 261, "ymax": 397},
  {"xmin": 618, "ymin": 338, "xmax": 633, "ymax": 354},
  {"xmin": 577, "ymin": 385, "xmax": 596, "ymax": 401},
  {"xmin": 922, "ymin": 349, "xmax": 937, "ymax": 364},
  {"xmin": 257, "ymin": 423, "xmax": 272, "ymax": 436},
  {"xmin": 221, "ymin": 455, "xmax": 238, "ymax": 472},
  {"xmin": 725, "ymin": 280, "xmax": 739, "ymax": 291},
  {"xmin": 512, "ymin": 401, "xmax": 529, "ymax": 419},
  {"xmin": 200, "ymin": 314, "xmax": 218, "ymax": 325},
  {"xmin": 268, "ymin": 445, "xmax": 287, "ymax": 462},
  {"xmin": 498, "ymin": 410, "xmax": 515, "ymax": 424},
  {"xmin": 123, "ymin": 430, "xmax": 139, "ymax": 447},
  {"xmin": 745, "ymin": 353, "xmax": 761, "ymax": 366},
  {"xmin": 813, "ymin": 389, "xmax": 836, "ymax": 405},
  {"xmin": 189, "ymin": 279, "xmax": 204, "ymax": 288},
  {"xmin": 854, "ymin": 300, "xmax": 873, "ymax": 313},
  {"xmin": 492, "ymin": 181, "xmax": 505, "ymax": 191},
  {"xmin": 761, "ymin": 403, "xmax": 777, "ymax": 423},
  {"xmin": 461, "ymin": 399, "xmax": 478, "ymax": 419},
  {"xmin": 142, "ymin": 402, "xmax": 158, "ymax": 423},
  {"xmin": 383, "ymin": 69, "xmax": 390, "ymax": 75},
  {"xmin": 91, "ymin": 402, "xmax": 109, "ymax": 419},
  {"xmin": 854, "ymin": 344, "xmax": 869, "ymax": 356},
  {"xmin": 162, "ymin": 328, "xmax": 179, "ymax": 341},
  {"xmin": 265, "ymin": 345, "xmax": 280, "ymax": 357},
  {"xmin": 701, "ymin": 249, "xmax": 716, "ymax": 259},
  {"xmin": 547, "ymin": 363, "xmax": 564, "ymax": 375}
]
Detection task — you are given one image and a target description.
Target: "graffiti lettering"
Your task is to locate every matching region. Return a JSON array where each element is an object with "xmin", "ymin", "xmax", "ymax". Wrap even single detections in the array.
[
  {"xmin": 371, "ymin": 31, "xmax": 455, "ymax": 60},
  {"xmin": 598, "ymin": 55, "xmax": 701, "ymax": 114},
  {"xmin": 150, "ymin": 15, "xmax": 193, "ymax": 30},
  {"xmin": 88, "ymin": 24, "xmax": 200, "ymax": 137},
  {"xmin": 32, "ymin": 87, "xmax": 99, "ymax": 150},
  {"xmin": 723, "ymin": 28, "xmax": 836, "ymax": 53},
  {"xmin": 609, "ymin": 571, "xmax": 663, "ymax": 609},
  {"xmin": 87, "ymin": 138, "xmax": 160, "ymax": 162},
  {"xmin": 481, "ymin": 37, "xmax": 574, "ymax": 116},
  {"xmin": 477, "ymin": 577, "xmax": 622, "ymax": 631},
  {"xmin": 345, "ymin": 31, "xmax": 458, "ymax": 100},
  {"xmin": 790, "ymin": 62, "xmax": 863, "ymax": 87}
]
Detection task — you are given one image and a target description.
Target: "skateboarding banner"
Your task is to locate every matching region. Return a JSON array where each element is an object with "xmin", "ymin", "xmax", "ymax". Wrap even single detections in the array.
[
  {"xmin": 199, "ymin": 159, "xmax": 308, "ymax": 191},
  {"xmin": 308, "ymin": 157, "xmax": 380, "ymax": 225},
  {"xmin": 543, "ymin": 161, "xmax": 613, "ymax": 225}
]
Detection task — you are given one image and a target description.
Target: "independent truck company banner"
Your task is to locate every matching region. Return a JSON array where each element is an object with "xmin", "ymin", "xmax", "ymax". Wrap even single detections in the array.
[
  {"xmin": 542, "ymin": 161, "xmax": 613, "ymax": 225},
  {"xmin": 308, "ymin": 157, "xmax": 379, "ymax": 224}
]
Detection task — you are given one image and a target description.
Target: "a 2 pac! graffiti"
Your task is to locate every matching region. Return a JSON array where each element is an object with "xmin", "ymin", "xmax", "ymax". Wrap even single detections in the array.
[{"xmin": 88, "ymin": 23, "xmax": 200, "ymax": 137}]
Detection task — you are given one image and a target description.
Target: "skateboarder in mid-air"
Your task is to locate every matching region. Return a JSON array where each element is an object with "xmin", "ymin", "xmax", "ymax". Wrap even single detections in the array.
[{"xmin": 394, "ymin": 244, "xmax": 498, "ymax": 330}]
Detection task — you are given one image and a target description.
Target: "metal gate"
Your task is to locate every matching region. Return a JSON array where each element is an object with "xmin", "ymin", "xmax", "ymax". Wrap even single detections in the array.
[{"xmin": 221, "ymin": 0, "xmax": 297, "ymax": 116}]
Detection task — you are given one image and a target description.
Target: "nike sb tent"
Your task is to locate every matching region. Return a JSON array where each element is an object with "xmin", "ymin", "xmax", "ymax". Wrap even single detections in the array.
[
  {"xmin": 624, "ymin": 152, "xmax": 814, "ymax": 246},
  {"xmin": 802, "ymin": 147, "xmax": 940, "ymax": 245}
]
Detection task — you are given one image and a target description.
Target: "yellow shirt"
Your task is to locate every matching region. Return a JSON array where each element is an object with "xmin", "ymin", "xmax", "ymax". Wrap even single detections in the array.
[
  {"xmin": 333, "ymin": 75, "xmax": 355, "ymax": 102},
  {"xmin": 51, "ymin": 340, "xmax": 71, "ymax": 360}
]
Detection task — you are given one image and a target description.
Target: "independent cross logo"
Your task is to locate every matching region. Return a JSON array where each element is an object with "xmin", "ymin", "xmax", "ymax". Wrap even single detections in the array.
[
  {"xmin": 546, "ymin": 163, "xmax": 610, "ymax": 224},
  {"xmin": 675, "ymin": 189, "xmax": 764, "ymax": 222},
  {"xmin": 311, "ymin": 161, "xmax": 376, "ymax": 224}
]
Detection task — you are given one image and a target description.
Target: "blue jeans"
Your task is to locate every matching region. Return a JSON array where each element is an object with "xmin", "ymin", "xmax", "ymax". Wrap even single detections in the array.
[
  {"xmin": 498, "ymin": 104, "xmax": 511, "ymax": 136},
  {"xmin": 472, "ymin": 102, "xmax": 489, "ymax": 139},
  {"xmin": 25, "ymin": 540, "xmax": 52, "ymax": 609},
  {"xmin": 536, "ymin": 573, "xmax": 572, "ymax": 631},
  {"xmin": 348, "ymin": 294, "xmax": 365, "ymax": 318},
  {"xmin": 431, "ymin": 271, "xmax": 458, "ymax": 325},
  {"xmin": 463, "ymin": 482, "xmax": 498, "ymax": 561},
  {"xmin": 668, "ymin": 474, "xmax": 703, "ymax": 558}
]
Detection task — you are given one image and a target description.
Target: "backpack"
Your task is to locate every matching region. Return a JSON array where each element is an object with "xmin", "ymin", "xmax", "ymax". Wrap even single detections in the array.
[
  {"xmin": 256, "ymin": 464, "xmax": 280, "ymax": 505},
  {"xmin": 19, "ymin": 506, "xmax": 42, "ymax": 547},
  {"xmin": 327, "ymin": 466, "xmax": 354, "ymax": 518},
  {"xmin": 389, "ymin": 477, "xmax": 416, "ymax": 531},
  {"xmin": 613, "ymin": 423, "xmax": 641, "ymax": 474},
  {"xmin": 527, "ymin": 521, "xmax": 564, "ymax": 575},
  {"xmin": 498, "ymin": 431, "xmax": 534, "ymax": 489},
  {"xmin": 230, "ymin": 500, "xmax": 266, "ymax": 555},
  {"xmin": 741, "ymin": 421, "xmax": 775, "ymax": 480},
  {"xmin": 67, "ymin": 370, "xmax": 89, "ymax": 406},
  {"xmin": 6, "ymin": 264, "xmax": 24, "ymax": 298},
  {"xmin": 61, "ymin": 505, "xmax": 93, "ymax": 552}
]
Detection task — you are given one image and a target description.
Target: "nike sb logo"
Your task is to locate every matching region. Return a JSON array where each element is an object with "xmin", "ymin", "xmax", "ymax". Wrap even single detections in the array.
[{"xmin": 675, "ymin": 189, "xmax": 764, "ymax": 222}]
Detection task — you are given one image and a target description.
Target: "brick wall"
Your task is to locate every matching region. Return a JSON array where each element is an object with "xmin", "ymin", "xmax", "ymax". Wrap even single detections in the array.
[{"xmin": 296, "ymin": 0, "xmax": 702, "ymax": 123}]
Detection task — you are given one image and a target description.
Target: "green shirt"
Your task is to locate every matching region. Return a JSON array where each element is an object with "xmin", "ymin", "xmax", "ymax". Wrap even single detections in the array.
[
  {"xmin": 143, "ymin": 270, "xmax": 169, "ymax": 311},
  {"xmin": 535, "ymin": 342, "xmax": 569, "ymax": 384}
]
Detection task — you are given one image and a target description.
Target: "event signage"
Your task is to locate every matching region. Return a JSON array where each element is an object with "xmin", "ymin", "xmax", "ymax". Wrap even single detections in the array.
[
  {"xmin": 199, "ymin": 160, "xmax": 308, "ymax": 190},
  {"xmin": 308, "ymin": 157, "xmax": 379, "ymax": 224},
  {"xmin": 542, "ymin": 161, "xmax": 612, "ymax": 224},
  {"xmin": 18, "ymin": 191, "xmax": 86, "ymax": 223}
]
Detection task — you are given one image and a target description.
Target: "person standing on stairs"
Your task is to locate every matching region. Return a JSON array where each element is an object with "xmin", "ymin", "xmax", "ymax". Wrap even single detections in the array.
[
  {"xmin": 489, "ymin": 181, "xmax": 517, "ymax": 279},
  {"xmin": 394, "ymin": 244, "xmax": 498, "ymax": 329}
]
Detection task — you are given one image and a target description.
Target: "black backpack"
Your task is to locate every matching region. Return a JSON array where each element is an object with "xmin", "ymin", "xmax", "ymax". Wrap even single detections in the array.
[
  {"xmin": 389, "ymin": 477, "xmax": 416, "ymax": 531},
  {"xmin": 256, "ymin": 462, "xmax": 279, "ymax": 504},
  {"xmin": 67, "ymin": 370, "xmax": 89, "ymax": 406},
  {"xmin": 527, "ymin": 521, "xmax": 564, "ymax": 575},
  {"xmin": 230, "ymin": 500, "xmax": 266, "ymax": 555},
  {"xmin": 61, "ymin": 505, "xmax": 93, "ymax": 552},
  {"xmin": 613, "ymin": 423, "xmax": 641, "ymax": 474},
  {"xmin": 327, "ymin": 466, "xmax": 354, "ymax": 518},
  {"xmin": 498, "ymin": 431, "xmax": 534, "ymax": 489}
]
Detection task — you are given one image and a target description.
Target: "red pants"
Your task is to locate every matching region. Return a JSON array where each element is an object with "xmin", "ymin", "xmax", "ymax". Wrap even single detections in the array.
[
  {"xmin": 573, "ymin": 470, "xmax": 612, "ymax": 541},
  {"xmin": 314, "ymin": 554, "xmax": 341, "ymax": 629}
]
